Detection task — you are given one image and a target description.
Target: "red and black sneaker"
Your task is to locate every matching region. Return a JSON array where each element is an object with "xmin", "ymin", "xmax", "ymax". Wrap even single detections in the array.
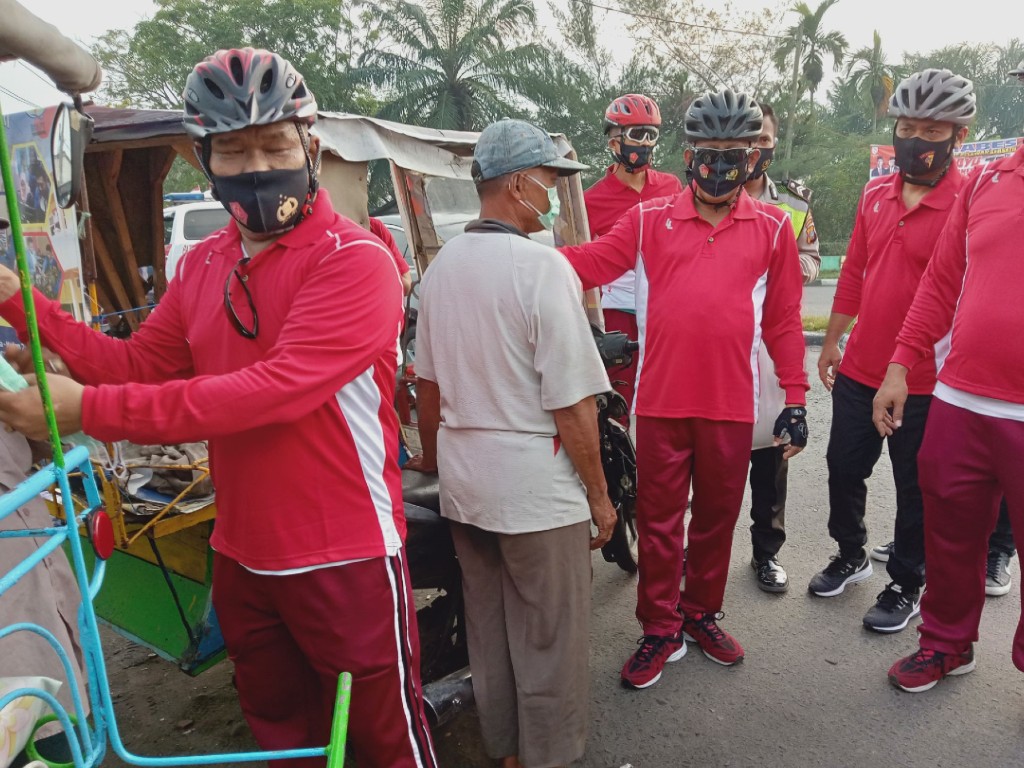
[
  {"xmin": 620, "ymin": 633, "xmax": 686, "ymax": 689},
  {"xmin": 888, "ymin": 646, "xmax": 975, "ymax": 693},
  {"xmin": 682, "ymin": 611, "xmax": 744, "ymax": 666}
]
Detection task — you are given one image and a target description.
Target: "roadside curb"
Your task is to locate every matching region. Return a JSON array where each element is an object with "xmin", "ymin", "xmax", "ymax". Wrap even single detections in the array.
[{"xmin": 804, "ymin": 331, "xmax": 825, "ymax": 346}]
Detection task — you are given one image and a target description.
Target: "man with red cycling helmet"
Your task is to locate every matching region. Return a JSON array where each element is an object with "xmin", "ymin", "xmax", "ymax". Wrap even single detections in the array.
[{"xmin": 583, "ymin": 94, "xmax": 682, "ymax": 414}]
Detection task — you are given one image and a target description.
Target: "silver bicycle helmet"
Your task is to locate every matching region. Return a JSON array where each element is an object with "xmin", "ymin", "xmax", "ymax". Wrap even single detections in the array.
[
  {"xmin": 888, "ymin": 69, "xmax": 976, "ymax": 125},
  {"xmin": 684, "ymin": 88, "xmax": 762, "ymax": 141},
  {"xmin": 183, "ymin": 48, "xmax": 318, "ymax": 138}
]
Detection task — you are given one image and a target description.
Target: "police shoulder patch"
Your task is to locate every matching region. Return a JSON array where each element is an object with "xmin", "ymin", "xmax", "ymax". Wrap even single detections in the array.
[{"xmin": 784, "ymin": 177, "xmax": 813, "ymax": 204}]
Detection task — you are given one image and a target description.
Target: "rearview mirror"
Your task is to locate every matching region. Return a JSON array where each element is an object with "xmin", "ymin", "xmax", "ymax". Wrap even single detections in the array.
[{"xmin": 51, "ymin": 103, "xmax": 92, "ymax": 209}]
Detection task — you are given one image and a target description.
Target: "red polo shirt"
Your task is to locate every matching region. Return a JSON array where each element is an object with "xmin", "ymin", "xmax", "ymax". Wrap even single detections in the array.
[
  {"xmin": 562, "ymin": 187, "xmax": 808, "ymax": 422},
  {"xmin": 584, "ymin": 165, "xmax": 683, "ymax": 238},
  {"xmin": 831, "ymin": 165, "xmax": 964, "ymax": 394},
  {"xmin": 892, "ymin": 145, "xmax": 1024, "ymax": 406},
  {"xmin": 0, "ymin": 191, "xmax": 407, "ymax": 570},
  {"xmin": 584, "ymin": 166, "xmax": 683, "ymax": 313},
  {"xmin": 369, "ymin": 217, "xmax": 410, "ymax": 276}
]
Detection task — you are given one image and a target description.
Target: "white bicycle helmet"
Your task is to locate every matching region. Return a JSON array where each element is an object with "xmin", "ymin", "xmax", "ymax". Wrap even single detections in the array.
[{"xmin": 888, "ymin": 69, "xmax": 976, "ymax": 125}]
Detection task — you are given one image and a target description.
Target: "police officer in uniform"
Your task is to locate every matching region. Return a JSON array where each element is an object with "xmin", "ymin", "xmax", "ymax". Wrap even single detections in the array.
[{"xmin": 743, "ymin": 102, "xmax": 820, "ymax": 593}]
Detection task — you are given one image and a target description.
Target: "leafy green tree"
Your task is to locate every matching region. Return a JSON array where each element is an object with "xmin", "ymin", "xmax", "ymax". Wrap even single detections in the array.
[
  {"xmin": 353, "ymin": 0, "xmax": 545, "ymax": 131},
  {"xmin": 625, "ymin": 0, "xmax": 784, "ymax": 97},
  {"xmin": 845, "ymin": 31, "xmax": 901, "ymax": 134},
  {"xmin": 92, "ymin": 0, "xmax": 376, "ymax": 113},
  {"xmin": 903, "ymin": 40, "xmax": 1024, "ymax": 140},
  {"xmin": 774, "ymin": 0, "xmax": 848, "ymax": 115}
]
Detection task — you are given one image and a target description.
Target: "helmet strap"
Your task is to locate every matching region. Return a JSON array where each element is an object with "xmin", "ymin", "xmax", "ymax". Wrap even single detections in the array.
[
  {"xmin": 691, "ymin": 183, "xmax": 741, "ymax": 211},
  {"xmin": 295, "ymin": 122, "xmax": 320, "ymax": 218},
  {"xmin": 196, "ymin": 138, "xmax": 218, "ymax": 198}
]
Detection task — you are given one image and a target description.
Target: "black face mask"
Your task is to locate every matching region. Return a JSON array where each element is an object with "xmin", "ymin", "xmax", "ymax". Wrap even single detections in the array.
[
  {"xmin": 893, "ymin": 131, "xmax": 956, "ymax": 184},
  {"xmin": 689, "ymin": 147, "xmax": 751, "ymax": 199},
  {"xmin": 211, "ymin": 166, "xmax": 312, "ymax": 234},
  {"xmin": 748, "ymin": 146, "xmax": 774, "ymax": 182},
  {"xmin": 613, "ymin": 141, "xmax": 654, "ymax": 173}
]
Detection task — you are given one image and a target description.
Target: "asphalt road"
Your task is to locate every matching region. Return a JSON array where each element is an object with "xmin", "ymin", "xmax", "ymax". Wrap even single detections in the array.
[
  {"xmin": 803, "ymin": 283, "xmax": 837, "ymax": 319},
  {"xmin": 95, "ymin": 346, "xmax": 1023, "ymax": 768},
  {"xmin": 439, "ymin": 346, "xmax": 1024, "ymax": 768}
]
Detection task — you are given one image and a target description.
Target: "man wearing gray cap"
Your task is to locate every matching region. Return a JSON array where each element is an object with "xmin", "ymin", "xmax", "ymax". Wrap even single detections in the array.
[{"xmin": 414, "ymin": 118, "xmax": 615, "ymax": 768}]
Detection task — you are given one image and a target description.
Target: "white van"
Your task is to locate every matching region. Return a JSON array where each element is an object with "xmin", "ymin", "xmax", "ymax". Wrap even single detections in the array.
[{"xmin": 163, "ymin": 201, "xmax": 231, "ymax": 279}]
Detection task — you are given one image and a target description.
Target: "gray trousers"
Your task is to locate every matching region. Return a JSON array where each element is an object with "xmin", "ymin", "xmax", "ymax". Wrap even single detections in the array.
[{"xmin": 449, "ymin": 519, "xmax": 591, "ymax": 768}]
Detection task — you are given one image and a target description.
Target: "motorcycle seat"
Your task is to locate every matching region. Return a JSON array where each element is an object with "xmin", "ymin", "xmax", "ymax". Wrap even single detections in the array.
[{"xmin": 402, "ymin": 469, "xmax": 441, "ymax": 514}]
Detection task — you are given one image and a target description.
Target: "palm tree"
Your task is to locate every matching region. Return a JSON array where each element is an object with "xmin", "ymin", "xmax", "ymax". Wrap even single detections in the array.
[
  {"xmin": 846, "ymin": 31, "xmax": 901, "ymax": 133},
  {"xmin": 774, "ymin": 0, "xmax": 849, "ymax": 114},
  {"xmin": 354, "ymin": 0, "xmax": 546, "ymax": 131}
]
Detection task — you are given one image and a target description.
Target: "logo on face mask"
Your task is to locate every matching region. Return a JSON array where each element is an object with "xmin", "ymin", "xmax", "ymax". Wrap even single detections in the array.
[
  {"xmin": 698, "ymin": 164, "xmax": 711, "ymax": 179},
  {"xmin": 229, "ymin": 201, "xmax": 249, "ymax": 226},
  {"xmin": 277, "ymin": 195, "xmax": 299, "ymax": 223},
  {"xmin": 919, "ymin": 151, "xmax": 935, "ymax": 169},
  {"xmin": 725, "ymin": 168, "xmax": 739, "ymax": 181}
]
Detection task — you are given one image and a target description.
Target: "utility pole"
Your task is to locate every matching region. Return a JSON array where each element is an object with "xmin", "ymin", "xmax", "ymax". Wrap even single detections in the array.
[{"xmin": 783, "ymin": 22, "xmax": 804, "ymax": 165}]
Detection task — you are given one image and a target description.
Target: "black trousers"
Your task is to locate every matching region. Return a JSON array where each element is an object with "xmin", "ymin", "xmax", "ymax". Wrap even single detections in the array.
[
  {"xmin": 750, "ymin": 445, "xmax": 788, "ymax": 561},
  {"xmin": 826, "ymin": 373, "xmax": 931, "ymax": 590},
  {"xmin": 991, "ymin": 499, "xmax": 1016, "ymax": 556}
]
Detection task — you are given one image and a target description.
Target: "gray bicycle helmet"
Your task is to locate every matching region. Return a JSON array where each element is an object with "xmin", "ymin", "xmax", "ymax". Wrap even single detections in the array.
[
  {"xmin": 1010, "ymin": 59, "xmax": 1024, "ymax": 79},
  {"xmin": 887, "ymin": 69, "xmax": 976, "ymax": 125},
  {"xmin": 684, "ymin": 88, "xmax": 762, "ymax": 141},
  {"xmin": 182, "ymin": 48, "xmax": 318, "ymax": 138}
]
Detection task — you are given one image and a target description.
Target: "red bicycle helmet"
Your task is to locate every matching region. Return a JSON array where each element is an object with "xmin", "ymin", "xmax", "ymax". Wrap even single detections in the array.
[
  {"xmin": 183, "ymin": 48, "xmax": 318, "ymax": 138},
  {"xmin": 604, "ymin": 94, "xmax": 662, "ymax": 133}
]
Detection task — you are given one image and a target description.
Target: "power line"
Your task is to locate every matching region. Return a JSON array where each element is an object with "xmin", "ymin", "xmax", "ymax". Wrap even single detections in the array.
[
  {"xmin": 0, "ymin": 83, "xmax": 39, "ymax": 109},
  {"xmin": 16, "ymin": 60, "xmax": 58, "ymax": 92},
  {"xmin": 572, "ymin": 0, "xmax": 795, "ymax": 42}
]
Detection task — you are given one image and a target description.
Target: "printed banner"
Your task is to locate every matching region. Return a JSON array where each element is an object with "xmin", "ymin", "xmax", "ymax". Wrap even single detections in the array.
[
  {"xmin": 869, "ymin": 137, "xmax": 1024, "ymax": 178},
  {"xmin": 0, "ymin": 106, "xmax": 89, "ymax": 344}
]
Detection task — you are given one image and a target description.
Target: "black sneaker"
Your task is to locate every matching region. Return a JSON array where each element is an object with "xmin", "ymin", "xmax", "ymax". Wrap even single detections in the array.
[
  {"xmin": 863, "ymin": 582, "xmax": 922, "ymax": 633},
  {"xmin": 985, "ymin": 550, "xmax": 1013, "ymax": 597},
  {"xmin": 808, "ymin": 550, "xmax": 872, "ymax": 597},
  {"xmin": 751, "ymin": 556, "xmax": 789, "ymax": 593},
  {"xmin": 870, "ymin": 541, "xmax": 894, "ymax": 562}
]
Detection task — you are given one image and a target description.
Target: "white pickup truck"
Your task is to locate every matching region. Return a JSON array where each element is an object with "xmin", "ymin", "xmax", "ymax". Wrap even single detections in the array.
[{"xmin": 163, "ymin": 201, "xmax": 231, "ymax": 280}]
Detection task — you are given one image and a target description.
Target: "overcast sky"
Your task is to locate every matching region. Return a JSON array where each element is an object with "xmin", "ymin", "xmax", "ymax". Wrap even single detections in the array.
[{"xmin": 1, "ymin": 0, "xmax": 1019, "ymax": 113}]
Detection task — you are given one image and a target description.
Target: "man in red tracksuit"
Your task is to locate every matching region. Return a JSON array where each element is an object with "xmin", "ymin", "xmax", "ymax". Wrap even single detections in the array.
[
  {"xmin": 562, "ymin": 88, "xmax": 809, "ymax": 689},
  {"xmin": 584, "ymin": 94, "xmax": 681, "ymax": 412},
  {"xmin": 0, "ymin": 48, "xmax": 436, "ymax": 767},
  {"xmin": 876, "ymin": 140, "xmax": 1024, "ymax": 693},
  {"xmin": 810, "ymin": 70, "xmax": 977, "ymax": 636}
]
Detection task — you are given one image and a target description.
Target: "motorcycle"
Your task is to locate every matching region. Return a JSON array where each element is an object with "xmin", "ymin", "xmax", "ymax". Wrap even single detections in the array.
[{"xmin": 591, "ymin": 327, "xmax": 641, "ymax": 574}]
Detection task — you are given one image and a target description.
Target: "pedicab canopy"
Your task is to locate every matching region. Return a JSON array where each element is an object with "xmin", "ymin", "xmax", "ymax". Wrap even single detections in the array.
[{"xmin": 65, "ymin": 108, "xmax": 598, "ymax": 332}]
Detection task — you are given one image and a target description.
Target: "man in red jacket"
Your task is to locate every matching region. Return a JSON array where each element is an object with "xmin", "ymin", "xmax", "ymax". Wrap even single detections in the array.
[
  {"xmin": 584, "ymin": 94, "xmax": 682, "ymax": 413},
  {"xmin": 876, "ymin": 140, "xmax": 1024, "ymax": 692},
  {"xmin": 0, "ymin": 49, "xmax": 435, "ymax": 768},
  {"xmin": 810, "ymin": 70, "xmax": 976, "ymax": 636},
  {"xmin": 562, "ymin": 89, "xmax": 809, "ymax": 689}
]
